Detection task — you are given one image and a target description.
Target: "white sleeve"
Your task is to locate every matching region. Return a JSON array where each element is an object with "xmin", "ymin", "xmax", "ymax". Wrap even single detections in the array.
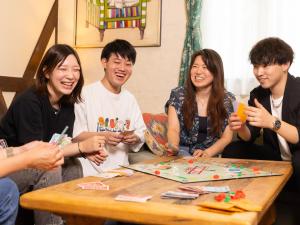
[
  {"xmin": 130, "ymin": 97, "xmax": 146, "ymax": 152},
  {"xmin": 73, "ymin": 97, "xmax": 88, "ymax": 138}
]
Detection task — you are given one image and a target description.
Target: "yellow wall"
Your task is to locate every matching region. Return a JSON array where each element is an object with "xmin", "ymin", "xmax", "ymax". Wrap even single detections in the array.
[{"xmin": 0, "ymin": 0, "xmax": 186, "ymax": 113}]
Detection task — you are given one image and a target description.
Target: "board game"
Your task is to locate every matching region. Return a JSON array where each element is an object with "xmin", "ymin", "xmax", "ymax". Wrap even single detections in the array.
[{"xmin": 124, "ymin": 158, "xmax": 281, "ymax": 183}]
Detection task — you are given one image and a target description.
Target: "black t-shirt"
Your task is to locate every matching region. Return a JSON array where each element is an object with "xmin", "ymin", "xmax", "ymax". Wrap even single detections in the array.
[
  {"xmin": 197, "ymin": 116, "xmax": 207, "ymax": 143},
  {"xmin": 0, "ymin": 87, "xmax": 74, "ymax": 146}
]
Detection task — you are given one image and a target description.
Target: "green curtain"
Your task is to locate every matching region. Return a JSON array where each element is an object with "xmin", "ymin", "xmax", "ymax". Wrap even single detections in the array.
[{"xmin": 178, "ymin": 0, "xmax": 202, "ymax": 86}]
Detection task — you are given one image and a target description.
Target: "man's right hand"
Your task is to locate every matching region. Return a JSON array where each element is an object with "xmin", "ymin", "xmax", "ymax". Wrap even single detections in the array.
[
  {"xmin": 25, "ymin": 141, "xmax": 64, "ymax": 170},
  {"xmin": 229, "ymin": 112, "xmax": 247, "ymax": 131},
  {"xmin": 105, "ymin": 132, "xmax": 124, "ymax": 146}
]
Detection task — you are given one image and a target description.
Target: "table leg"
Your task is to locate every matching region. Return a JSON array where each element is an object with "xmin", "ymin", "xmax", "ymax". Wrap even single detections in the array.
[
  {"xmin": 259, "ymin": 204, "xmax": 276, "ymax": 225},
  {"xmin": 62, "ymin": 214, "xmax": 105, "ymax": 225}
]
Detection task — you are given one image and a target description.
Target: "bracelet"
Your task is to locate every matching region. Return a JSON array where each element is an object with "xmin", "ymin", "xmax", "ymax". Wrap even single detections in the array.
[{"xmin": 77, "ymin": 142, "xmax": 86, "ymax": 158}]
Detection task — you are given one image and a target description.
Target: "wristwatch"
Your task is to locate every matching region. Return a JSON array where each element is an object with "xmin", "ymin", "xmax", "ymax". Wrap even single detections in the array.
[{"xmin": 272, "ymin": 117, "xmax": 281, "ymax": 131}]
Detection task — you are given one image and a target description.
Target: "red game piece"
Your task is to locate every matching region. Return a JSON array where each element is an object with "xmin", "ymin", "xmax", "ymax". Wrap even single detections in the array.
[
  {"xmin": 213, "ymin": 174, "xmax": 220, "ymax": 179},
  {"xmin": 235, "ymin": 190, "xmax": 246, "ymax": 199},
  {"xmin": 154, "ymin": 170, "xmax": 160, "ymax": 175},
  {"xmin": 214, "ymin": 193, "xmax": 226, "ymax": 202},
  {"xmin": 252, "ymin": 167, "xmax": 259, "ymax": 171},
  {"xmin": 188, "ymin": 159, "xmax": 194, "ymax": 164}
]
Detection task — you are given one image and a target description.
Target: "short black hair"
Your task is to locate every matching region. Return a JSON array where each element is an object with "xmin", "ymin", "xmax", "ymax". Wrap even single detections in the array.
[
  {"xmin": 249, "ymin": 37, "xmax": 294, "ymax": 66},
  {"xmin": 101, "ymin": 39, "xmax": 136, "ymax": 64},
  {"xmin": 35, "ymin": 44, "xmax": 84, "ymax": 104}
]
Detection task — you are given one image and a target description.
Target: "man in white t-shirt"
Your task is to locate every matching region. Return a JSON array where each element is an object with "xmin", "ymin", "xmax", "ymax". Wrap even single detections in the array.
[
  {"xmin": 73, "ymin": 39, "xmax": 146, "ymax": 176},
  {"xmin": 223, "ymin": 37, "xmax": 300, "ymax": 191}
]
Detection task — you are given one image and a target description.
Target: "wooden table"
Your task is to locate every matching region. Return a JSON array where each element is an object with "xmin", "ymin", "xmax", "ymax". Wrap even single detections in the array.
[{"xmin": 20, "ymin": 157, "xmax": 292, "ymax": 225}]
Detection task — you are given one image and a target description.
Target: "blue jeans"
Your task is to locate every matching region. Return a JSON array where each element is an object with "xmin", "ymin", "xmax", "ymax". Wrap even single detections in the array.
[
  {"xmin": 0, "ymin": 178, "xmax": 19, "ymax": 225},
  {"xmin": 178, "ymin": 146, "xmax": 192, "ymax": 156},
  {"xmin": 9, "ymin": 157, "xmax": 82, "ymax": 225}
]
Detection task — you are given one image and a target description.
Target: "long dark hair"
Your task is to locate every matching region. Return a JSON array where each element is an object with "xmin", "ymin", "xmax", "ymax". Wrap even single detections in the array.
[
  {"xmin": 35, "ymin": 44, "xmax": 84, "ymax": 104},
  {"xmin": 182, "ymin": 49, "xmax": 227, "ymax": 135}
]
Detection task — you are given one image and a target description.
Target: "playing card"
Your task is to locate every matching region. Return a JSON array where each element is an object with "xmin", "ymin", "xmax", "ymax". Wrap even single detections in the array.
[
  {"xmin": 77, "ymin": 181, "xmax": 109, "ymax": 190},
  {"xmin": 201, "ymin": 186, "xmax": 231, "ymax": 193},
  {"xmin": 115, "ymin": 194, "xmax": 152, "ymax": 203},
  {"xmin": 49, "ymin": 133, "xmax": 71, "ymax": 147},
  {"xmin": 0, "ymin": 139, "xmax": 8, "ymax": 149},
  {"xmin": 178, "ymin": 186, "xmax": 209, "ymax": 194},
  {"xmin": 120, "ymin": 130, "xmax": 135, "ymax": 136},
  {"xmin": 161, "ymin": 191, "xmax": 199, "ymax": 199}
]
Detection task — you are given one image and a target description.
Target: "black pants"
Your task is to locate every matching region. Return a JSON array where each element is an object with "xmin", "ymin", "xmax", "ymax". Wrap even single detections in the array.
[{"xmin": 223, "ymin": 141, "xmax": 300, "ymax": 191}]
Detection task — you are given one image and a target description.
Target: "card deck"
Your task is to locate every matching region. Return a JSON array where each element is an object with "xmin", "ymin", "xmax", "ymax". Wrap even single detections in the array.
[
  {"xmin": 77, "ymin": 181, "xmax": 109, "ymax": 190},
  {"xmin": 161, "ymin": 191, "xmax": 199, "ymax": 199},
  {"xmin": 115, "ymin": 194, "xmax": 152, "ymax": 203}
]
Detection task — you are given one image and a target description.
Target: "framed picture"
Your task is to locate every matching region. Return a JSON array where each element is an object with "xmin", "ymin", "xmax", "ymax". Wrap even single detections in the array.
[{"xmin": 75, "ymin": 0, "xmax": 161, "ymax": 47}]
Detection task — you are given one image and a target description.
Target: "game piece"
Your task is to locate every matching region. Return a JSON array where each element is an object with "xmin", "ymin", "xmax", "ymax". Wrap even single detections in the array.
[
  {"xmin": 154, "ymin": 170, "xmax": 160, "ymax": 175},
  {"xmin": 188, "ymin": 159, "xmax": 194, "ymax": 164},
  {"xmin": 115, "ymin": 194, "xmax": 152, "ymax": 203},
  {"xmin": 215, "ymin": 193, "xmax": 226, "ymax": 202},
  {"xmin": 213, "ymin": 174, "xmax": 220, "ymax": 179}
]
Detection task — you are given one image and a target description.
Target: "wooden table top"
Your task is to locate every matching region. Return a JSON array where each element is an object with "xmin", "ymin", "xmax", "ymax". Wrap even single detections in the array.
[{"xmin": 20, "ymin": 157, "xmax": 292, "ymax": 225}]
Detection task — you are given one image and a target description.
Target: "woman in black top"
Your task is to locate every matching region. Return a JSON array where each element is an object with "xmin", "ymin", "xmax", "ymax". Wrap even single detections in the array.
[{"xmin": 0, "ymin": 44, "xmax": 107, "ymax": 225}]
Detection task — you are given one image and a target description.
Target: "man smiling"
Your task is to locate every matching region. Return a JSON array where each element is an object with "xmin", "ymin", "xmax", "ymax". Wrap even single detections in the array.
[
  {"xmin": 73, "ymin": 39, "xmax": 146, "ymax": 176},
  {"xmin": 223, "ymin": 37, "xmax": 300, "ymax": 190}
]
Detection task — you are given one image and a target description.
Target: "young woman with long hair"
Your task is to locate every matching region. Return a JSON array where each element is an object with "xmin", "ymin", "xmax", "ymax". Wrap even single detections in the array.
[{"xmin": 166, "ymin": 49, "xmax": 235, "ymax": 157}]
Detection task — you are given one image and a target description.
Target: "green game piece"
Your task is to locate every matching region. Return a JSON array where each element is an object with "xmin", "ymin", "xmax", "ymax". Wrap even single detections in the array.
[
  {"xmin": 240, "ymin": 165, "xmax": 245, "ymax": 169},
  {"xmin": 224, "ymin": 195, "xmax": 231, "ymax": 202},
  {"xmin": 238, "ymin": 172, "xmax": 242, "ymax": 176},
  {"xmin": 231, "ymin": 164, "xmax": 237, "ymax": 168},
  {"xmin": 159, "ymin": 162, "xmax": 165, "ymax": 165}
]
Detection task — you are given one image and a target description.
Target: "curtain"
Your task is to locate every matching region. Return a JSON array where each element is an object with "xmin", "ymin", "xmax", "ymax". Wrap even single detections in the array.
[
  {"xmin": 178, "ymin": 0, "xmax": 202, "ymax": 86},
  {"xmin": 200, "ymin": 0, "xmax": 300, "ymax": 96}
]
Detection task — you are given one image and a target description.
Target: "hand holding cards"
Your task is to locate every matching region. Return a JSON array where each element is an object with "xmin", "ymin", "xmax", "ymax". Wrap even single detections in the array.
[{"xmin": 120, "ymin": 130, "xmax": 135, "ymax": 136}]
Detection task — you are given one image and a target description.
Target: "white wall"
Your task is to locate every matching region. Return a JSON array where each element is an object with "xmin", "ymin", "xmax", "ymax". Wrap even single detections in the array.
[{"xmin": 0, "ymin": 0, "xmax": 186, "ymax": 113}]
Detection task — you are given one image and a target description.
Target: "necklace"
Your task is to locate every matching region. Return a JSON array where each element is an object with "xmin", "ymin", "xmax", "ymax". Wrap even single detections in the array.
[{"xmin": 271, "ymin": 96, "xmax": 283, "ymax": 109}]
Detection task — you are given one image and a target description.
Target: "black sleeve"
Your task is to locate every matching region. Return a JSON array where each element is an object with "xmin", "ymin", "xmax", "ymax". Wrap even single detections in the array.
[
  {"xmin": 13, "ymin": 96, "xmax": 44, "ymax": 144},
  {"xmin": 245, "ymin": 91, "xmax": 262, "ymax": 142}
]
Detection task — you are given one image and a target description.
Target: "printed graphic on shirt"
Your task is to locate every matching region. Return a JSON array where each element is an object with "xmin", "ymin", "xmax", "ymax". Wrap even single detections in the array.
[{"xmin": 97, "ymin": 116, "xmax": 131, "ymax": 132}]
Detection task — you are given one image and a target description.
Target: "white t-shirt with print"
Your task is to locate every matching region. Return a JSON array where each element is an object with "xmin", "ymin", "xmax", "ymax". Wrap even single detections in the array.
[{"xmin": 73, "ymin": 81, "xmax": 146, "ymax": 176}]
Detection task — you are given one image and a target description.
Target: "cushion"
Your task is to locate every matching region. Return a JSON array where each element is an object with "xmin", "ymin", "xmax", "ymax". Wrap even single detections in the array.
[{"xmin": 143, "ymin": 113, "xmax": 168, "ymax": 156}]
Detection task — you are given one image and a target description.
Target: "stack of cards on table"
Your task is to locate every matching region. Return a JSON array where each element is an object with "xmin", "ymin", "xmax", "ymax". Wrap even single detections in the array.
[
  {"xmin": 77, "ymin": 181, "xmax": 109, "ymax": 190},
  {"xmin": 179, "ymin": 186, "xmax": 230, "ymax": 194},
  {"xmin": 115, "ymin": 194, "xmax": 152, "ymax": 203},
  {"xmin": 96, "ymin": 169, "xmax": 134, "ymax": 179},
  {"xmin": 161, "ymin": 191, "xmax": 199, "ymax": 199},
  {"xmin": 198, "ymin": 200, "xmax": 262, "ymax": 213}
]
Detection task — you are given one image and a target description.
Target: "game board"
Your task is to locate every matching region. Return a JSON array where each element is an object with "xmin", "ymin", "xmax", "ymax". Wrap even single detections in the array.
[{"xmin": 124, "ymin": 158, "xmax": 281, "ymax": 183}]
